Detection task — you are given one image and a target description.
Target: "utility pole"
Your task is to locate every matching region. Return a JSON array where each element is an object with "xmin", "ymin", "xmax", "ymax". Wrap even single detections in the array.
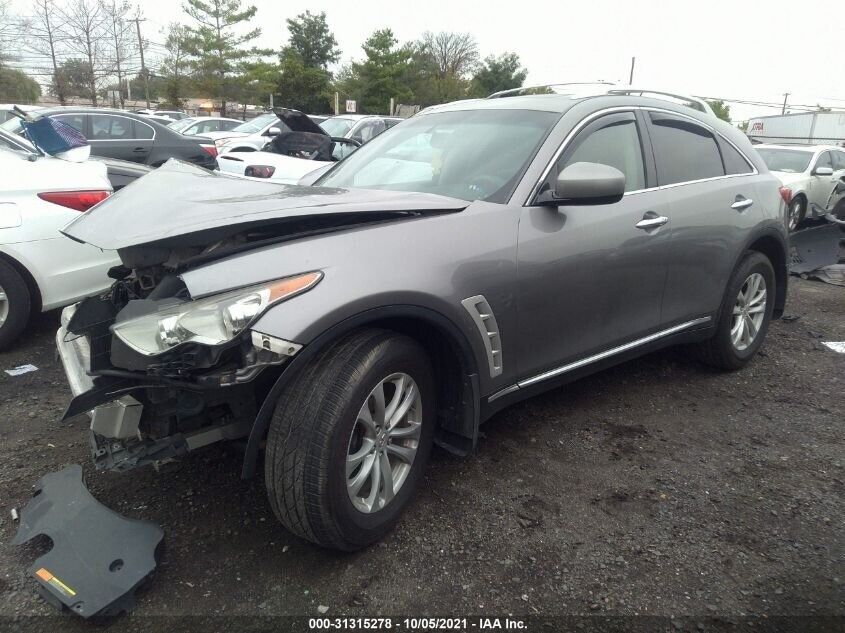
[
  {"xmin": 133, "ymin": 16, "xmax": 150, "ymax": 108},
  {"xmin": 629, "ymin": 57, "xmax": 636, "ymax": 84},
  {"xmin": 781, "ymin": 92, "xmax": 790, "ymax": 115}
]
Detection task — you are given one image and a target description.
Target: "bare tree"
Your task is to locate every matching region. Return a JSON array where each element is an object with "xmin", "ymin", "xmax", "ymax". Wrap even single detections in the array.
[
  {"xmin": 100, "ymin": 0, "xmax": 136, "ymax": 108},
  {"xmin": 160, "ymin": 23, "xmax": 191, "ymax": 108},
  {"xmin": 0, "ymin": 0, "xmax": 14, "ymax": 64},
  {"xmin": 60, "ymin": 0, "xmax": 108, "ymax": 106},
  {"xmin": 25, "ymin": 0, "xmax": 69, "ymax": 103},
  {"xmin": 419, "ymin": 31, "xmax": 479, "ymax": 80}
]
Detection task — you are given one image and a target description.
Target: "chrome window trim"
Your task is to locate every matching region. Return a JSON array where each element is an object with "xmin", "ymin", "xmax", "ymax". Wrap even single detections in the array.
[
  {"xmin": 525, "ymin": 106, "xmax": 758, "ymax": 206},
  {"xmin": 487, "ymin": 316, "xmax": 712, "ymax": 403}
]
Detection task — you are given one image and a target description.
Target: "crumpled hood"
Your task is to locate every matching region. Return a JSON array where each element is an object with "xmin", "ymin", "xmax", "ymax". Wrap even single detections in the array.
[{"xmin": 62, "ymin": 160, "xmax": 468, "ymax": 251}]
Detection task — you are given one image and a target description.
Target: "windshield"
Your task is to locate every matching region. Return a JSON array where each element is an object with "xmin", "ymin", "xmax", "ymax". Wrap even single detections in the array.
[
  {"xmin": 756, "ymin": 148, "xmax": 814, "ymax": 173},
  {"xmin": 316, "ymin": 109, "xmax": 559, "ymax": 203},
  {"xmin": 232, "ymin": 113, "xmax": 277, "ymax": 134},
  {"xmin": 320, "ymin": 117, "xmax": 356, "ymax": 137}
]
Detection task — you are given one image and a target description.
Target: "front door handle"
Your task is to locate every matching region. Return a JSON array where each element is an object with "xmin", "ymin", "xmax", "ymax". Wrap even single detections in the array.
[
  {"xmin": 635, "ymin": 214, "xmax": 669, "ymax": 230},
  {"xmin": 731, "ymin": 197, "xmax": 753, "ymax": 211},
  {"xmin": 132, "ymin": 147, "xmax": 146, "ymax": 153}
]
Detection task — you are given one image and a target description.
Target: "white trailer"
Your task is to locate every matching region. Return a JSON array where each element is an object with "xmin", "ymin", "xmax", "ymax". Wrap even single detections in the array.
[{"xmin": 747, "ymin": 111, "xmax": 845, "ymax": 146}]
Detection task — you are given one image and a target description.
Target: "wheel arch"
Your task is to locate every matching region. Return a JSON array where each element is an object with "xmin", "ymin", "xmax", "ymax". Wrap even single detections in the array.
[
  {"xmin": 240, "ymin": 304, "xmax": 481, "ymax": 479},
  {"xmin": 743, "ymin": 228, "xmax": 788, "ymax": 318},
  {"xmin": 0, "ymin": 250, "xmax": 42, "ymax": 314}
]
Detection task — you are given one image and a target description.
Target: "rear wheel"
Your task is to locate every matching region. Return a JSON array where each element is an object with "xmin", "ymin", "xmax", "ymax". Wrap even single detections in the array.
[
  {"xmin": 264, "ymin": 328, "xmax": 435, "ymax": 551},
  {"xmin": 0, "ymin": 259, "xmax": 31, "ymax": 351},
  {"xmin": 696, "ymin": 251, "xmax": 775, "ymax": 370}
]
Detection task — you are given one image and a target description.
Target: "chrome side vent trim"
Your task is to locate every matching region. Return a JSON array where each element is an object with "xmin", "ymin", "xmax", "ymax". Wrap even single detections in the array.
[{"xmin": 461, "ymin": 295, "xmax": 503, "ymax": 377}]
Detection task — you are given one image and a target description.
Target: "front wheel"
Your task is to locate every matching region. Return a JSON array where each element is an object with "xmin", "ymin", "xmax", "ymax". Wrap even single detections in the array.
[
  {"xmin": 695, "ymin": 251, "xmax": 775, "ymax": 370},
  {"xmin": 264, "ymin": 328, "xmax": 435, "ymax": 551},
  {"xmin": 787, "ymin": 197, "xmax": 805, "ymax": 232}
]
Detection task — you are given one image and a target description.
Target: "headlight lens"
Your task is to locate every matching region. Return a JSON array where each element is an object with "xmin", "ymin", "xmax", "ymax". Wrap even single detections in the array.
[{"xmin": 112, "ymin": 272, "xmax": 322, "ymax": 356}]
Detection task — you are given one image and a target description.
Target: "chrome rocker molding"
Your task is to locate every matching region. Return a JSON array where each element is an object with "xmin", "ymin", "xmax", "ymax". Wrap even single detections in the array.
[{"xmin": 488, "ymin": 316, "xmax": 712, "ymax": 402}]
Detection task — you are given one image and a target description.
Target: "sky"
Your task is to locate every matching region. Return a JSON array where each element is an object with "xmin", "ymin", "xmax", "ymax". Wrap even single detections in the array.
[{"xmin": 11, "ymin": 0, "xmax": 845, "ymax": 123}]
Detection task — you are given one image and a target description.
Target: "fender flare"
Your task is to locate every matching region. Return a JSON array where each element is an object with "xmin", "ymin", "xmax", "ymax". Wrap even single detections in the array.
[{"xmin": 240, "ymin": 304, "xmax": 481, "ymax": 479}]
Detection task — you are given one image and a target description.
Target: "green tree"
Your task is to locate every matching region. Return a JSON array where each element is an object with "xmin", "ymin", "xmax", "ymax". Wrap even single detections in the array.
[
  {"xmin": 344, "ymin": 29, "xmax": 413, "ymax": 114},
  {"xmin": 0, "ymin": 67, "xmax": 41, "ymax": 102},
  {"xmin": 53, "ymin": 58, "xmax": 95, "ymax": 99},
  {"xmin": 285, "ymin": 10, "xmax": 339, "ymax": 70},
  {"xmin": 707, "ymin": 99, "xmax": 731, "ymax": 123},
  {"xmin": 182, "ymin": 0, "xmax": 268, "ymax": 116},
  {"xmin": 160, "ymin": 23, "xmax": 192, "ymax": 108},
  {"xmin": 470, "ymin": 53, "xmax": 527, "ymax": 97},
  {"xmin": 276, "ymin": 48, "xmax": 331, "ymax": 113}
]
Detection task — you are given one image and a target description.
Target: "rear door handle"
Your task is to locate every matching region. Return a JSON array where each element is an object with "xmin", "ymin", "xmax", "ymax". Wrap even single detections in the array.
[
  {"xmin": 635, "ymin": 215, "xmax": 669, "ymax": 230},
  {"xmin": 132, "ymin": 147, "xmax": 146, "ymax": 153},
  {"xmin": 731, "ymin": 197, "xmax": 753, "ymax": 211}
]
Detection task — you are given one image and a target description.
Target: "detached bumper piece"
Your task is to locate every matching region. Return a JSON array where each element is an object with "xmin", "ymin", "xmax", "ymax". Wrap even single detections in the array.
[{"xmin": 12, "ymin": 465, "xmax": 164, "ymax": 618}]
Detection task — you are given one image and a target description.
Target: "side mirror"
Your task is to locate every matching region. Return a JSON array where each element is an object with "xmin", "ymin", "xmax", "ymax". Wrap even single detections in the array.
[
  {"xmin": 265, "ymin": 126, "xmax": 282, "ymax": 137},
  {"xmin": 814, "ymin": 166, "xmax": 834, "ymax": 177},
  {"xmin": 539, "ymin": 162, "xmax": 626, "ymax": 206}
]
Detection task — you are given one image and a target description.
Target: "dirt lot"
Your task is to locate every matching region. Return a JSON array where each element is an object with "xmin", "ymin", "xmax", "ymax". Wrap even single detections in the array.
[{"xmin": 0, "ymin": 278, "xmax": 842, "ymax": 624}]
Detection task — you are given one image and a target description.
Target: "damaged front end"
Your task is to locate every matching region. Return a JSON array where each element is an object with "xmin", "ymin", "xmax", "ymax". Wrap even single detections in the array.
[{"xmin": 57, "ymin": 269, "xmax": 316, "ymax": 472}]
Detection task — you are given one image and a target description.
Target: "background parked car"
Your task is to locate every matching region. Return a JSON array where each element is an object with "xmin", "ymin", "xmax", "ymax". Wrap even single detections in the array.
[
  {"xmin": 1, "ymin": 108, "xmax": 218, "ymax": 169},
  {"xmin": 0, "ymin": 141, "xmax": 118, "ymax": 349},
  {"xmin": 202, "ymin": 111, "xmax": 289, "ymax": 153},
  {"xmin": 756, "ymin": 144, "xmax": 845, "ymax": 230},
  {"xmin": 168, "ymin": 116, "xmax": 242, "ymax": 136},
  {"xmin": 319, "ymin": 114, "xmax": 403, "ymax": 144},
  {"xmin": 1, "ymin": 128, "xmax": 152, "ymax": 193},
  {"xmin": 135, "ymin": 109, "xmax": 188, "ymax": 121}
]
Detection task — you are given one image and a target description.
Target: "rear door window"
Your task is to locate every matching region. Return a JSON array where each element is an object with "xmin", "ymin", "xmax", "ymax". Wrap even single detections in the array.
[
  {"xmin": 834, "ymin": 151, "xmax": 845, "ymax": 171},
  {"xmin": 557, "ymin": 112, "xmax": 646, "ymax": 192},
  {"xmin": 648, "ymin": 113, "xmax": 725, "ymax": 185},
  {"xmin": 90, "ymin": 115, "xmax": 133, "ymax": 140}
]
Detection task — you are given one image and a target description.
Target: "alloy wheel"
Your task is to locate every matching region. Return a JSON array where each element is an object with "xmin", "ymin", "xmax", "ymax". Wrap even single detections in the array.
[
  {"xmin": 730, "ymin": 273, "xmax": 767, "ymax": 351},
  {"xmin": 788, "ymin": 199, "xmax": 803, "ymax": 231},
  {"xmin": 346, "ymin": 372, "xmax": 422, "ymax": 514}
]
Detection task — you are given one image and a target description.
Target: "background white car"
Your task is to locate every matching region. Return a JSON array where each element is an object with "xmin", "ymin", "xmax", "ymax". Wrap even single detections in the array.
[
  {"xmin": 202, "ymin": 112, "xmax": 285, "ymax": 153},
  {"xmin": 755, "ymin": 144, "xmax": 845, "ymax": 230},
  {"xmin": 168, "ymin": 116, "xmax": 242, "ymax": 136},
  {"xmin": 215, "ymin": 109, "xmax": 361, "ymax": 183},
  {"xmin": 0, "ymin": 135, "xmax": 119, "ymax": 348}
]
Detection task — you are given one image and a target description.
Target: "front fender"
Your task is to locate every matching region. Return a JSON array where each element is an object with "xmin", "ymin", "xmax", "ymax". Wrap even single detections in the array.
[{"xmin": 240, "ymin": 304, "xmax": 482, "ymax": 479}]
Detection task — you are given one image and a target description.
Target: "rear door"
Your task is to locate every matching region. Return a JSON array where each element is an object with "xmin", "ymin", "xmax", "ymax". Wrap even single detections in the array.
[
  {"xmin": 88, "ymin": 113, "xmax": 153, "ymax": 163},
  {"xmin": 645, "ymin": 111, "xmax": 758, "ymax": 325},
  {"xmin": 516, "ymin": 110, "xmax": 671, "ymax": 379}
]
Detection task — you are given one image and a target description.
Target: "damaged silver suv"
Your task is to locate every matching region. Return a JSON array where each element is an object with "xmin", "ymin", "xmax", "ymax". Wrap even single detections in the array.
[{"xmin": 57, "ymin": 88, "xmax": 788, "ymax": 551}]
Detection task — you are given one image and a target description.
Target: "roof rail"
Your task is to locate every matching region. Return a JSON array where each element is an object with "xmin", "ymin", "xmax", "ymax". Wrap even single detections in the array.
[{"xmin": 488, "ymin": 83, "xmax": 715, "ymax": 116}]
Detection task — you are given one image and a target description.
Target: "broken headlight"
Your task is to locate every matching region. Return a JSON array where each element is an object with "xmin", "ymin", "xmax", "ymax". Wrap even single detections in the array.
[{"xmin": 111, "ymin": 272, "xmax": 322, "ymax": 356}]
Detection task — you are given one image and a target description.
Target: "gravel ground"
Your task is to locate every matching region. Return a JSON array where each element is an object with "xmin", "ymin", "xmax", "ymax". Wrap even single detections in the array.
[{"xmin": 0, "ymin": 278, "xmax": 842, "ymax": 624}]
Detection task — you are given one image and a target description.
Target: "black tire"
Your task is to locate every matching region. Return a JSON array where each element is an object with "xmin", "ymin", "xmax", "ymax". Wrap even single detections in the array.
[
  {"xmin": 264, "ymin": 328, "xmax": 435, "ymax": 551},
  {"xmin": 787, "ymin": 196, "xmax": 806, "ymax": 232},
  {"xmin": 696, "ymin": 251, "xmax": 775, "ymax": 370},
  {"xmin": 0, "ymin": 259, "xmax": 31, "ymax": 351}
]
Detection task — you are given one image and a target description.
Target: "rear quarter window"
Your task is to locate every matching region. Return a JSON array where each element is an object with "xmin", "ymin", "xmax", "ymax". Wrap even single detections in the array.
[
  {"xmin": 717, "ymin": 138, "xmax": 754, "ymax": 175},
  {"xmin": 648, "ymin": 113, "xmax": 725, "ymax": 185}
]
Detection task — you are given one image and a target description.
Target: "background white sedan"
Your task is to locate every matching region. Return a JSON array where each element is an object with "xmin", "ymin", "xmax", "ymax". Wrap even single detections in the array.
[{"xmin": 0, "ymin": 133, "xmax": 119, "ymax": 348}]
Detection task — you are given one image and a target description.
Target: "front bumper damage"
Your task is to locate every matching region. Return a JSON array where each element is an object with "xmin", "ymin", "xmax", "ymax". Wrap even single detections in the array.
[
  {"xmin": 56, "ymin": 302, "xmax": 293, "ymax": 472},
  {"xmin": 13, "ymin": 465, "xmax": 163, "ymax": 617}
]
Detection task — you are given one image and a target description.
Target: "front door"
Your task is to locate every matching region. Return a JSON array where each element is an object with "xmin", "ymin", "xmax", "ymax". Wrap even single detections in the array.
[{"xmin": 516, "ymin": 111, "xmax": 671, "ymax": 380}]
